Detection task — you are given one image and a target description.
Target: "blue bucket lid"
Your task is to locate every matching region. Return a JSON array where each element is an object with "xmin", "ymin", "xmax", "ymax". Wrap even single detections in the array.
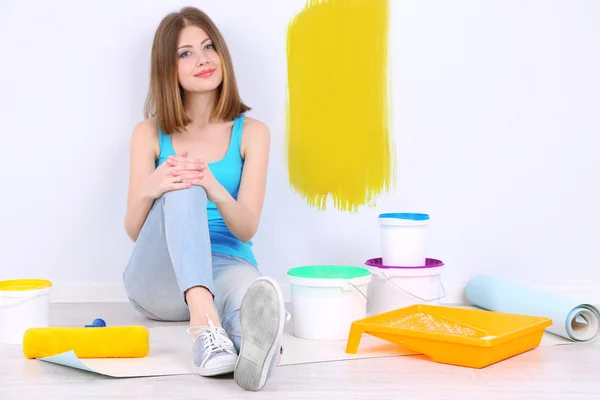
[{"xmin": 378, "ymin": 213, "xmax": 430, "ymax": 221}]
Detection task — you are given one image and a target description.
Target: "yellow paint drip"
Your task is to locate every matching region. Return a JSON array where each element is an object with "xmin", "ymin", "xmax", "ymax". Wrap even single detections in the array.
[{"xmin": 286, "ymin": 0, "xmax": 394, "ymax": 212}]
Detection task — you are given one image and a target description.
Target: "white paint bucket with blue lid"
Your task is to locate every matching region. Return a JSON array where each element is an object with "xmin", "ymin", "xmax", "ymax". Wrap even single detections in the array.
[{"xmin": 378, "ymin": 213, "xmax": 430, "ymax": 266}]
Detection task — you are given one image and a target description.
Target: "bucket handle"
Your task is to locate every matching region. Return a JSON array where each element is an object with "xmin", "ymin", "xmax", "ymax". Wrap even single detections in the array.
[
  {"xmin": 0, "ymin": 293, "xmax": 46, "ymax": 308},
  {"xmin": 348, "ymin": 283, "xmax": 370, "ymax": 306},
  {"xmin": 381, "ymin": 272, "xmax": 446, "ymax": 302}
]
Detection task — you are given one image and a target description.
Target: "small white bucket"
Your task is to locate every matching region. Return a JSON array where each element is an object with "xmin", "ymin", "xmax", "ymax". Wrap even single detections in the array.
[
  {"xmin": 0, "ymin": 279, "xmax": 53, "ymax": 345},
  {"xmin": 366, "ymin": 259, "xmax": 445, "ymax": 316},
  {"xmin": 378, "ymin": 213, "xmax": 430, "ymax": 266},
  {"xmin": 287, "ymin": 266, "xmax": 371, "ymax": 341}
]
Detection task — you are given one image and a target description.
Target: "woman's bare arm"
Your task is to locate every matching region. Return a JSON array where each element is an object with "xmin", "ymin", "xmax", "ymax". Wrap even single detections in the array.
[
  {"xmin": 124, "ymin": 120, "xmax": 160, "ymax": 242},
  {"xmin": 213, "ymin": 119, "xmax": 270, "ymax": 243}
]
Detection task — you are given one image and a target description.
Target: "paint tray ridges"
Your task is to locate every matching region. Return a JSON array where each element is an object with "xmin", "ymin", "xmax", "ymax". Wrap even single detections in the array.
[{"xmin": 382, "ymin": 312, "xmax": 481, "ymax": 337}]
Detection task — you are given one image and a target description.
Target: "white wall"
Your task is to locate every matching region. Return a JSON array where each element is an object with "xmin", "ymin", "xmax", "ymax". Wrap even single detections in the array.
[{"xmin": 1, "ymin": 0, "xmax": 598, "ymax": 303}]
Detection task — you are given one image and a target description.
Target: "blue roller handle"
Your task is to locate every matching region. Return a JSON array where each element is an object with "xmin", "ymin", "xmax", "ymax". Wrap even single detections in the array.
[
  {"xmin": 84, "ymin": 318, "xmax": 106, "ymax": 328},
  {"xmin": 465, "ymin": 275, "xmax": 599, "ymax": 342}
]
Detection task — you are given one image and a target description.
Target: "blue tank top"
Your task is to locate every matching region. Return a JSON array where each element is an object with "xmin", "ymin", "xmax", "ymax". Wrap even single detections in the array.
[{"xmin": 155, "ymin": 114, "xmax": 257, "ymax": 266}]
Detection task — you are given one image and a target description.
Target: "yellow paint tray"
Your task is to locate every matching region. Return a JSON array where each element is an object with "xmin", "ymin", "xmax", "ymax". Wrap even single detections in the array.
[{"xmin": 345, "ymin": 304, "xmax": 552, "ymax": 368}]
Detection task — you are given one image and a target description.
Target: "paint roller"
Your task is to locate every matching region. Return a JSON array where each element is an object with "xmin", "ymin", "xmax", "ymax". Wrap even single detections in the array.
[
  {"xmin": 22, "ymin": 325, "xmax": 150, "ymax": 359},
  {"xmin": 465, "ymin": 275, "xmax": 599, "ymax": 342}
]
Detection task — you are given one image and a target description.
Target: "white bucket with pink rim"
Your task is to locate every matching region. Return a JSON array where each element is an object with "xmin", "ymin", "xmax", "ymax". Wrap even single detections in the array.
[{"xmin": 365, "ymin": 257, "xmax": 446, "ymax": 316}]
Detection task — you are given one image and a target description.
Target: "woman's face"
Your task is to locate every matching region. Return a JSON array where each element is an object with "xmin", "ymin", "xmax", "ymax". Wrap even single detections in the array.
[{"xmin": 176, "ymin": 25, "xmax": 223, "ymax": 94}]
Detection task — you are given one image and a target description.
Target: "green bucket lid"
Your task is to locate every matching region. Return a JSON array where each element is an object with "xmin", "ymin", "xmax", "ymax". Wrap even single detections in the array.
[{"xmin": 287, "ymin": 266, "xmax": 370, "ymax": 280}]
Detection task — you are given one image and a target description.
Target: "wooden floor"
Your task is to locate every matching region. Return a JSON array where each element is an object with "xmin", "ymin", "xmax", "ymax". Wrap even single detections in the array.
[{"xmin": 1, "ymin": 302, "xmax": 599, "ymax": 399}]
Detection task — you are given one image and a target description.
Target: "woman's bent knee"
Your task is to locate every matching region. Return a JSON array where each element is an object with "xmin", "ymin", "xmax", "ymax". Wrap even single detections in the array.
[
  {"xmin": 163, "ymin": 185, "xmax": 208, "ymax": 203},
  {"xmin": 127, "ymin": 295, "xmax": 190, "ymax": 322}
]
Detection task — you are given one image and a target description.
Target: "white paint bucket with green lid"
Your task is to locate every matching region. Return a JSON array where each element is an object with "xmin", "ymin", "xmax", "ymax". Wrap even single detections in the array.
[{"xmin": 287, "ymin": 266, "xmax": 371, "ymax": 341}]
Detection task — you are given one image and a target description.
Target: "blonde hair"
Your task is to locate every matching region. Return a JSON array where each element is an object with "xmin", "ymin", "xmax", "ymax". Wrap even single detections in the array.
[{"xmin": 144, "ymin": 7, "xmax": 250, "ymax": 133}]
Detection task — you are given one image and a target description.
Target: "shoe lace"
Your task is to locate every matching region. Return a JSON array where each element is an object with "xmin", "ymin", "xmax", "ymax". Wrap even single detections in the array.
[{"xmin": 187, "ymin": 314, "xmax": 236, "ymax": 359}]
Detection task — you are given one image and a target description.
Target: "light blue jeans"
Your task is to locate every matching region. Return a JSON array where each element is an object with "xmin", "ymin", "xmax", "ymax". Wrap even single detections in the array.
[{"xmin": 123, "ymin": 186, "xmax": 262, "ymax": 351}]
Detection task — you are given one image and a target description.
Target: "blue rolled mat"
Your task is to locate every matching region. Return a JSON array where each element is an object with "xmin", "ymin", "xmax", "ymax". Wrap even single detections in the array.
[{"xmin": 465, "ymin": 275, "xmax": 599, "ymax": 342}]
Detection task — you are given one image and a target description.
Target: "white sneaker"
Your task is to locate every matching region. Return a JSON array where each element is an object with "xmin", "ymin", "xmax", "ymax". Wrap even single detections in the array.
[
  {"xmin": 188, "ymin": 314, "xmax": 238, "ymax": 376},
  {"xmin": 234, "ymin": 277, "xmax": 289, "ymax": 391}
]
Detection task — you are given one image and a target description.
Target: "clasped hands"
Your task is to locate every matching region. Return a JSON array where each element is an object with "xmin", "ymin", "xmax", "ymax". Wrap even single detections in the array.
[{"xmin": 147, "ymin": 151, "xmax": 228, "ymax": 203}]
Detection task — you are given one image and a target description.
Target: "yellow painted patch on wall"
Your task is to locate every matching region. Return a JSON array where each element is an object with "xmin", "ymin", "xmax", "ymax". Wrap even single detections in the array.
[{"xmin": 286, "ymin": 0, "xmax": 394, "ymax": 212}]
